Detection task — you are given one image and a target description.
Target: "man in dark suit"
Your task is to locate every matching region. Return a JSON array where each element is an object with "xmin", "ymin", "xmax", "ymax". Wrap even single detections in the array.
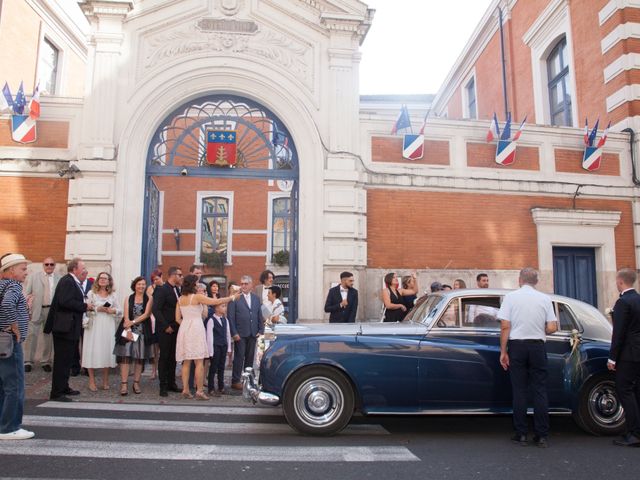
[
  {"xmin": 44, "ymin": 258, "xmax": 94, "ymax": 402},
  {"xmin": 229, "ymin": 275, "xmax": 263, "ymax": 389},
  {"xmin": 324, "ymin": 271, "xmax": 358, "ymax": 323},
  {"xmin": 70, "ymin": 276, "xmax": 93, "ymax": 377},
  {"xmin": 608, "ymin": 268, "xmax": 640, "ymax": 447},
  {"xmin": 152, "ymin": 266, "xmax": 183, "ymax": 397}
]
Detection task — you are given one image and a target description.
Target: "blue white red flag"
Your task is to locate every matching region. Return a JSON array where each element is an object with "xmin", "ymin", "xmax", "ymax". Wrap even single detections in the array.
[
  {"xmin": 596, "ymin": 121, "xmax": 611, "ymax": 149},
  {"xmin": 587, "ymin": 118, "xmax": 599, "ymax": 147},
  {"xmin": 486, "ymin": 113, "xmax": 500, "ymax": 142},
  {"xmin": 402, "ymin": 134, "xmax": 424, "ymax": 160},
  {"xmin": 496, "ymin": 139, "xmax": 516, "ymax": 166},
  {"xmin": 29, "ymin": 82, "xmax": 40, "ymax": 120},
  {"xmin": 391, "ymin": 105, "xmax": 411, "ymax": 134},
  {"xmin": 582, "ymin": 146, "xmax": 602, "ymax": 171},
  {"xmin": 10, "ymin": 114, "xmax": 37, "ymax": 144},
  {"xmin": 13, "ymin": 81, "xmax": 26, "ymax": 115},
  {"xmin": 512, "ymin": 115, "xmax": 527, "ymax": 141},
  {"xmin": 1, "ymin": 82, "xmax": 12, "ymax": 113},
  {"xmin": 206, "ymin": 130, "xmax": 237, "ymax": 166},
  {"xmin": 500, "ymin": 112, "xmax": 512, "ymax": 141},
  {"xmin": 583, "ymin": 118, "xmax": 589, "ymax": 146}
]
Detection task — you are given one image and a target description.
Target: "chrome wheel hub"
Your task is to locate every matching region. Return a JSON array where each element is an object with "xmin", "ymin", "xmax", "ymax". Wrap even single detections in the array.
[{"xmin": 294, "ymin": 377, "xmax": 344, "ymax": 427}]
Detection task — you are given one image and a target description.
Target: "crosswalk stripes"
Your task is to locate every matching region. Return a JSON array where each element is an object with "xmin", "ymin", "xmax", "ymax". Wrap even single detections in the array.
[{"xmin": 1, "ymin": 401, "xmax": 420, "ymax": 463}]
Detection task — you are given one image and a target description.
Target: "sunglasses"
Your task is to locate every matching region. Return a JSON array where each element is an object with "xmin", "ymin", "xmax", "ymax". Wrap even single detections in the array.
[{"xmin": 44, "ymin": 263, "xmax": 55, "ymax": 267}]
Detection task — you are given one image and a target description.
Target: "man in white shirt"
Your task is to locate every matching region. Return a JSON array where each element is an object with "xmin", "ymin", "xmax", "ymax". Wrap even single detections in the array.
[
  {"xmin": 498, "ymin": 267, "xmax": 558, "ymax": 448},
  {"xmin": 23, "ymin": 257, "xmax": 60, "ymax": 373}
]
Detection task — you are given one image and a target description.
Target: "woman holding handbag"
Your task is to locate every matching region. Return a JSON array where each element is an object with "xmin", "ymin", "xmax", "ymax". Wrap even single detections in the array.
[
  {"xmin": 114, "ymin": 276, "xmax": 154, "ymax": 395},
  {"xmin": 82, "ymin": 272, "xmax": 121, "ymax": 392}
]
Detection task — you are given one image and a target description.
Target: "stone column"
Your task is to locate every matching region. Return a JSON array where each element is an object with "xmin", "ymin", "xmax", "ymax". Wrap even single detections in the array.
[
  {"xmin": 65, "ymin": 1, "xmax": 132, "ymax": 271},
  {"xmin": 320, "ymin": 14, "xmax": 370, "ymax": 319}
]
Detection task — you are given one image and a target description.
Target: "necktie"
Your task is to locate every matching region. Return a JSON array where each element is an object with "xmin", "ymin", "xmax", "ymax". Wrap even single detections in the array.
[{"xmin": 43, "ymin": 274, "xmax": 51, "ymax": 305}]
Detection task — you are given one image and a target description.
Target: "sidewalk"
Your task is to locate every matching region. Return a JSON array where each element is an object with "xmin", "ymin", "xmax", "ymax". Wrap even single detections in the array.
[{"xmin": 24, "ymin": 365, "xmax": 249, "ymax": 406}]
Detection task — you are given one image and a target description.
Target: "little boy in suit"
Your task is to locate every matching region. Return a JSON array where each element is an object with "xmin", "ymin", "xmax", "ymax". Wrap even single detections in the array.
[{"xmin": 208, "ymin": 302, "xmax": 231, "ymax": 396}]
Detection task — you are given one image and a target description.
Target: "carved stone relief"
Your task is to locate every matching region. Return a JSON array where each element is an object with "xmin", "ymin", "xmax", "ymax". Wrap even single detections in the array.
[
  {"xmin": 139, "ymin": 19, "xmax": 313, "ymax": 89},
  {"xmin": 218, "ymin": 0, "xmax": 243, "ymax": 16}
]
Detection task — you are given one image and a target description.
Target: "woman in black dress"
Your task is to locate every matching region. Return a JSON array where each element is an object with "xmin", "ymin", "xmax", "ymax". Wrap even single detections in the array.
[{"xmin": 381, "ymin": 272, "xmax": 417, "ymax": 322}]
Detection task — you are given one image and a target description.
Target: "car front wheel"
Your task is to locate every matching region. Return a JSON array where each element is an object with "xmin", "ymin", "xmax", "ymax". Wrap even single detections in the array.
[
  {"xmin": 283, "ymin": 366, "xmax": 355, "ymax": 436},
  {"xmin": 573, "ymin": 374, "xmax": 625, "ymax": 436}
]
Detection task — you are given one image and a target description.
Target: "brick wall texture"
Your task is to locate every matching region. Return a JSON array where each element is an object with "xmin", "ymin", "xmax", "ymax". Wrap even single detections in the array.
[
  {"xmin": 0, "ymin": 177, "xmax": 69, "ymax": 262},
  {"xmin": 367, "ymin": 189, "xmax": 635, "ymax": 271}
]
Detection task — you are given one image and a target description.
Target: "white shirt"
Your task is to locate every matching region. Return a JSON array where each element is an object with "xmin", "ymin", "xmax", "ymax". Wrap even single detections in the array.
[
  {"xmin": 497, "ymin": 285, "xmax": 557, "ymax": 341},
  {"xmin": 46, "ymin": 274, "xmax": 54, "ymax": 301},
  {"xmin": 261, "ymin": 286, "xmax": 269, "ymax": 305},
  {"xmin": 243, "ymin": 292, "xmax": 252, "ymax": 307},
  {"xmin": 340, "ymin": 287, "xmax": 348, "ymax": 301}
]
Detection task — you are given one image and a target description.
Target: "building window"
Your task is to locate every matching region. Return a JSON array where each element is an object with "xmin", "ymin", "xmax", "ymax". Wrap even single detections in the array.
[
  {"xmin": 38, "ymin": 38, "xmax": 59, "ymax": 94},
  {"xmin": 465, "ymin": 77, "xmax": 477, "ymax": 119},
  {"xmin": 200, "ymin": 196, "xmax": 229, "ymax": 258},
  {"xmin": 271, "ymin": 197, "xmax": 291, "ymax": 261},
  {"xmin": 547, "ymin": 38, "xmax": 572, "ymax": 126}
]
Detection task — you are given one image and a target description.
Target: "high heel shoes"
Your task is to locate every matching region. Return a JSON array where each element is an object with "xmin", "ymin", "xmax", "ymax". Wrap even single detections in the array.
[
  {"xmin": 181, "ymin": 391, "xmax": 194, "ymax": 399},
  {"xmin": 120, "ymin": 381, "xmax": 128, "ymax": 396},
  {"xmin": 195, "ymin": 391, "xmax": 210, "ymax": 401}
]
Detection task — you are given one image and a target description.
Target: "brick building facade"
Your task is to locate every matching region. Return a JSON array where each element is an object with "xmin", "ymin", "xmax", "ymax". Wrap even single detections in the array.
[{"xmin": 1, "ymin": 0, "xmax": 638, "ymax": 321}]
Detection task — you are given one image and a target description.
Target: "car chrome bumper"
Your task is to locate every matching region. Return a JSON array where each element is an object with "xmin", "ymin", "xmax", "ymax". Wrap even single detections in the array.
[{"xmin": 241, "ymin": 367, "xmax": 280, "ymax": 406}]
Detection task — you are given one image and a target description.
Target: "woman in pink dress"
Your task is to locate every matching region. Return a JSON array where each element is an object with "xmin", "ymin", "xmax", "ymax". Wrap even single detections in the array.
[{"xmin": 175, "ymin": 274, "xmax": 238, "ymax": 400}]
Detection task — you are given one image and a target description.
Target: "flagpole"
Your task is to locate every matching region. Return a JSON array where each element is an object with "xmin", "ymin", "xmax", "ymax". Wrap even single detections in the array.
[{"xmin": 498, "ymin": 7, "xmax": 509, "ymax": 120}]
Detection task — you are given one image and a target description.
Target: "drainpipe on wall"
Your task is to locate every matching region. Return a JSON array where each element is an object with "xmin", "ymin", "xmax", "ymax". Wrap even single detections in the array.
[{"xmin": 622, "ymin": 128, "xmax": 640, "ymax": 186}]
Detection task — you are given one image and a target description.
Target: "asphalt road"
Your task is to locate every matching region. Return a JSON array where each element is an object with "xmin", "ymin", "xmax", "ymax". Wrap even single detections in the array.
[{"xmin": 0, "ymin": 395, "xmax": 637, "ymax": 480}]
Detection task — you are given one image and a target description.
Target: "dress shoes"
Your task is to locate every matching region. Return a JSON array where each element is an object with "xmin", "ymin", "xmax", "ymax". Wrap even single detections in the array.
[
  {"xmin": 231, "ymin": 383, "xmax": 243, "ymax": 390},
  {"xmin": 613, "ymin": 433, "xmax": 640, "ymax": 447},
  {"xmin": 42, "ymin": 365, "xmax": 52, "ymax": 372},
  {"xmin": 159, "ymin": 390, "xmax": 169, "ymax": 397},
  {"xmin": 64, "ymin": 388, "xmax": 81, "ymax": 396},
  {"xmin": 168, "ymin": 385, "xmax": 182, "ymax": 393},
  {"xmin": 533, "ymin": 436, "xmax": 548, "ymax": 448},
  {"xmin": 24, "ymin": 365, "xmax": 32, "ymax": 373},
  {"xmin": 49, "ymin": 395, "xmax": 73, "ymax": 402},
  {"xmin": 510, "ymin": 433, "xmax": 528, "ymax": 446}
]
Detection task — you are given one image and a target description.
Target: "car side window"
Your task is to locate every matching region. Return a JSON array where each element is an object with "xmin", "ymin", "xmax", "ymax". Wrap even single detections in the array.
[
  {"xmin": 436, "ymin": 300, "xmax": 460, "ymax": 328},
  {"xmin": 461, "ymin": 297, "xmax": 501, "ymax": 329},
  {"xmin": 555, "ymin": 302, "xmax": 578, "ymax": 332}
]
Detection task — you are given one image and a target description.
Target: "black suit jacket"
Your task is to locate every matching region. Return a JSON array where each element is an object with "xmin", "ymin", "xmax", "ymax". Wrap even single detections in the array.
[
  {"xmin": 324, "ymin": 285, "xmax": 358, "ymax": 323},
  {"xmin": 152, "ymin": 283, "xmax": 180, "ymax": 334},
  {"xmin": 228, "ymin": 293, "xmax": 263, "ymax": 338},
  {"xmin": 44, "ymin": 274, "xmax": 87, "ymax": 341},
  {"xmin": 610, "ymin": 289, "xmax": 640, "ymax": 363}
]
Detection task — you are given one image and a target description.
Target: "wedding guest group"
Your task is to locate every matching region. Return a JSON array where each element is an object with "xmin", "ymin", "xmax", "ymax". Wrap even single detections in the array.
[{"xmin": 0, "ymin": 253, "xmax": 34, "ymax": 440}]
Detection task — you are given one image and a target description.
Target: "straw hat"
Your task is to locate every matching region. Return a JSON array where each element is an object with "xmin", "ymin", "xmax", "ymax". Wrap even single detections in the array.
[{"xmin": 0, "ymin": 254, "xmax": 31, "ymax": 272}]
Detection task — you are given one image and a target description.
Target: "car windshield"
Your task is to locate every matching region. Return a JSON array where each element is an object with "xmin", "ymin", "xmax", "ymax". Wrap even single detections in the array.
[{"xmin": 404, "ymin": 294, "xmax": 445, "ymax": 324}]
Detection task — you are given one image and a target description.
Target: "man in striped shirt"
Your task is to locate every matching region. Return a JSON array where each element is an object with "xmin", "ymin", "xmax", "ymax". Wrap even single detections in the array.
[{"xmin": 0, "ymin": 253, "xmax": 35, "ymax": 440}]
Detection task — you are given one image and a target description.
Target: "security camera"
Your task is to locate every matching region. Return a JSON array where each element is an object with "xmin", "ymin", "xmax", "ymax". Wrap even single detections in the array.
[
  {"xmin": 57, "ymin": 169, "xmax": 66, "ymax": 178},
  {"xmin": 180, "ymin": 168, "xmax": 188, "ymax": 176}
]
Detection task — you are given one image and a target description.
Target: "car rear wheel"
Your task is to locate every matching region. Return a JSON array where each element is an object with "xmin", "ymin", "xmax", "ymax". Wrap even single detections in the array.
[
  {"xmin": 573, "ymin": 374, "xmax": 625, "ymax": 436},
  {"xmin": 283, "ymin": 366, "xmax": 355, "ymax": 436}
]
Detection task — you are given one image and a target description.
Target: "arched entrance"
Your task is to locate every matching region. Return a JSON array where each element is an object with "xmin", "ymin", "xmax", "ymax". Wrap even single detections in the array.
[{"xmin": 142, "ymin": 94, "xmax": 299, "ymax": 319}]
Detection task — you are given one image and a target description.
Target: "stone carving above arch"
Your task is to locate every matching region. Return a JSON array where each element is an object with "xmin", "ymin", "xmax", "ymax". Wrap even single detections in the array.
[
  {"xmin": 139, "ymin": 19, "xmax": 314, "ymax": 90},
  {"xmin": 219, "ymin": 0, "xmax": 243, "ymax": 16}
]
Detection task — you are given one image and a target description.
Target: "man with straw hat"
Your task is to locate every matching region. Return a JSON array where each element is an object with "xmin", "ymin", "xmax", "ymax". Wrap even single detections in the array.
[{"xmin": 0, "ymin": 253, "xmax": 35, "ymax": 440}]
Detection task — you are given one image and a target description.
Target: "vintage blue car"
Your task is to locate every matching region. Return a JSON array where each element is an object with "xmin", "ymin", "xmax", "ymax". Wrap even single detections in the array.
[{"xmin": 243, "ymin": 289, "xmax": 622, "ymax": 436}]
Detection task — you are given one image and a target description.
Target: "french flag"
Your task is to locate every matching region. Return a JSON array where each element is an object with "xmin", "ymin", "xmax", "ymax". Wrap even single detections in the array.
[
  {"xmin": 511, "ymin": 115, "xmax": 527, "ymax": 141},
  {"xmin": 29, "ymin": 83, "xmax": 40, "ymax": 120},
  {"xmin": 486, "ymin": 113, "xmax": 500, "ymax": 142},
  {"xmin": 596, "ymin": 121, "xmax": 611, "ymax": 148}
]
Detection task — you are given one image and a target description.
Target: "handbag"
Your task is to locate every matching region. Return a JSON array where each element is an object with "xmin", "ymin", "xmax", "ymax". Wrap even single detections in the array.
[{"xmin": 0, "ymin": 285, "xmax": 15, "ymax": 358}]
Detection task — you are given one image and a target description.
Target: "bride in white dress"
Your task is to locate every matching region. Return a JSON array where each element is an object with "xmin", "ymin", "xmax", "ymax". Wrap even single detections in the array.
[{"xmin": 82, "ymin": 272, "xmax": 121, "ymax": 391}]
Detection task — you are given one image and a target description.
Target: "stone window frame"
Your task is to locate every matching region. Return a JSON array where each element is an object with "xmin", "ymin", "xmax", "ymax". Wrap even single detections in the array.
[
  {"xmin": 462, "ymin": 69, "xmax": 478, "ymax": 120},
  {"xmin": 523, "ymin": 0, "xmax": 579, "ymax": 127}
]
